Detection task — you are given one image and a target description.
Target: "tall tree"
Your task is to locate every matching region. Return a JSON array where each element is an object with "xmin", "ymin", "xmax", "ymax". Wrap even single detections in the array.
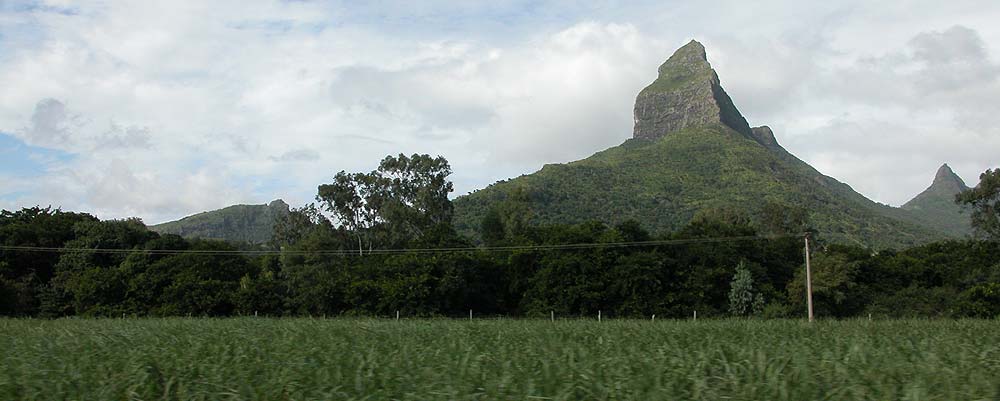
[
  {"xmin": 728, "ymin": 260, "xmax": 764, "ymax": 317},
  {"xmin": 373, "ymin": 153, "xmax": 454, "ymax": 240},
  {"xmin": 957, "ymin": 168, "xmax": 1000, "ymax": 240},
  {"xmin": 787, "ymin": 249, "xmax": 863, "ymax": 317},
  {"xmin": 317, "ymin": 154, "xmax": 454, "ymax": 253}
]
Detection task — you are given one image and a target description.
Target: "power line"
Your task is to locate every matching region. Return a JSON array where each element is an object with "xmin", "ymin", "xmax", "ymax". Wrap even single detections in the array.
[{"xmin": 0, "ymin": 233, "xmax": 803, "ymax": 256}]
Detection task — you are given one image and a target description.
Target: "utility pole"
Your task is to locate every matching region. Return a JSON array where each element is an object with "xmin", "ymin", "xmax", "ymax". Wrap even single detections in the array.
[{"xmin": 804, "ymin": 233, "xmax": 814, "ymax": 322}]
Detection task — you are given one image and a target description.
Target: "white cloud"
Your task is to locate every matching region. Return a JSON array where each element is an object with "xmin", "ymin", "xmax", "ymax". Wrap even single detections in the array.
[
  {"xmin": 270, "ymin": 149, "xmax": 320, "ymax": 162},
  {"xmin": 766, "ymin": 24, "xmax": 1000, "ymax": 205},
  {"xmin": 22, "ymin": 98, "xmax": 78, "ymax": 146}
]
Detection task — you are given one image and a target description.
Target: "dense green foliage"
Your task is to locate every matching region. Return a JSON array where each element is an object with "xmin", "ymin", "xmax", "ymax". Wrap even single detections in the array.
[
  {"xmin": 0, "ymin": 207, "xmax": 98, "ymax": 316},
  {"xmin": 1, "ymin": 209, "xmax": 258, "ymax": 317},
  {"xmin": 2, "ymin": 318, "xmax": 1000, "ymax": 400},
  {"xmin": 454, "ymin": 124, "xmax": 947, "ymax": 249},
  {"xmin": 957, "ymin": 168, "xmax": 1000, "ymax": 240},
  {"xmin": 149, "ymin": 200, "xmax": 290, "ymax": 244},
  {"xmin": 2, "ymin": 202, "xmax": 999, "ymax": 319}
]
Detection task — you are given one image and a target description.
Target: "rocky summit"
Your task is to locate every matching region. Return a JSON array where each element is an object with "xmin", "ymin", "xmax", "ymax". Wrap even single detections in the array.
[{"xmin": 632, "ymin": 40, "xmax": 753, "ymax": 141}]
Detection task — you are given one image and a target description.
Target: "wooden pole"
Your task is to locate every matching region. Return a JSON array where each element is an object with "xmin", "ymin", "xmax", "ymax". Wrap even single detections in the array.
[{"xmin": 805, "ymin": 233, "xmax": 815, "ymax": 323}]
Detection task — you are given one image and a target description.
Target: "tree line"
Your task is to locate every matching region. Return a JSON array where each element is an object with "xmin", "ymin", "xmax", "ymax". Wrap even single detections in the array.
[{"xmin": 2, "ymin": 154, "xmax": 999, "ymax": 318}]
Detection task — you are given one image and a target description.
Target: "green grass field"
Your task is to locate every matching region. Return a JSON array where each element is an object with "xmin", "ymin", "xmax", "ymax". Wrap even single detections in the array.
[{"xmin": 2, "ymin": 318, "xmax": 999, "ymax": 400}]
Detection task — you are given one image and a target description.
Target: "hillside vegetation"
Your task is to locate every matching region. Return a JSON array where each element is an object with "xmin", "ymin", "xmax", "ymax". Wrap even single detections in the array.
[
  {"xmin": 149, "ymin": 200, "xmax": 289, "ymax": 244},
  {"xmin": 455, "ymin": 124, "xmax": 945, "ymax": 248}
]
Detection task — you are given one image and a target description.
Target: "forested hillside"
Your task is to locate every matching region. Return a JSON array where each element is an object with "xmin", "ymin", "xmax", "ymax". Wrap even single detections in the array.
[
  {"xmin": 454, "ymin": 123, "xmax": 946, "ymax": 249},
  {"xmin": 149, "ymin": 200, "xmax": 289, "ymax": 244}
]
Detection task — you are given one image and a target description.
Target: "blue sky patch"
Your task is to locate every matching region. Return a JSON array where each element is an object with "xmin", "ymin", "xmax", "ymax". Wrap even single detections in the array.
[
  {"xmin": 0, "ymin": 132, "xmax": 76, "ymax": 177},
  {"xmin": 3, "ymin": 1, "xmax": 79, "ymax": 16}
]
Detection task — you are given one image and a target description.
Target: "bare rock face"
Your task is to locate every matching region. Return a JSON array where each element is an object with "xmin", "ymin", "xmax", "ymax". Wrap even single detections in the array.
[{"xmin": 633, "ymin": 40, "xmax": 753, "ymax": 140}]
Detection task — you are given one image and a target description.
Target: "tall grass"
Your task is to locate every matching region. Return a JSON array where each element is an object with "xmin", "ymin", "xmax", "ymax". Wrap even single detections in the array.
[{"xmin": 1, "ymin": 318, "xmax": 998, "ymax": 400}]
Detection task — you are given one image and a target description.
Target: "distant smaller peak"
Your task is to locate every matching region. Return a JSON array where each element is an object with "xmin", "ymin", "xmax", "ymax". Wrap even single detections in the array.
[
  {"xmin": 931, "ymin": 163, "xmax": 969, "ymax": 192},
  {"xmin": 268, "ymin": 199, "xmax": 289, "ymax": 210}
]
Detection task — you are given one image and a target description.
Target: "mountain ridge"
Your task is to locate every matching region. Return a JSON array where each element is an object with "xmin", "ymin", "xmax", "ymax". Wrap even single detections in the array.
[
  {"xmin": 149, "ymin": 199, "xmax": 289, "ymax": 244},
  {"xmin": 452, "ymin": 40, "xmax": 955, "ymax": 248}
]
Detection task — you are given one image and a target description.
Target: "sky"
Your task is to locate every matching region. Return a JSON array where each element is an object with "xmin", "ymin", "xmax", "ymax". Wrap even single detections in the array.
[{"xmin": 1, "ymin": 0, "xmax": 998, "ymax": 224}]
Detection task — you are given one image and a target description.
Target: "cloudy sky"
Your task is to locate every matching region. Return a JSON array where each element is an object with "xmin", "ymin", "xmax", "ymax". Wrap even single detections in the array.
[{"xmin": 1, "ymin": 0, "xmax": 998, "ymax": 224}]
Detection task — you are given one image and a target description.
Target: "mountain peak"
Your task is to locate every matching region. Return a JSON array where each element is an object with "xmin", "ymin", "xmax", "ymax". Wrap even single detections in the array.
[
  {"xmin": 933, "ymin": 164, "xmax": 967, "ymax": 190},
  {"xmin": 633, "ymin": 40, "xmax": 752, "ymax": 141},
  {"xmin": 900, "ymin": 163, "xmax": 972, "ymax": 235},
  {"xmin": 657, "ymin": 40, "xmax": 708, "ymax": 75},
  {"xmin": 903, "ymin": 163, "xmax": 969, "ymax": 209}
]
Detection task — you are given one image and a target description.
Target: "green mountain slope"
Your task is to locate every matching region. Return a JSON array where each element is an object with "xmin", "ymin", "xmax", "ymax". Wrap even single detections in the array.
[
  {"xmin": 454, "ymin": 124, "xmax": 945, "ymax": 248},
  {"xmin": 901, "ymin": 164, "xmax": 972, "ymax": 237},
  {"xmin": 453, "ymin": 40, "xmax": 948, "ymax": 249},
  {"xmin": 149, "ymin": 199, "xmax": 289, "ymax": 244}
]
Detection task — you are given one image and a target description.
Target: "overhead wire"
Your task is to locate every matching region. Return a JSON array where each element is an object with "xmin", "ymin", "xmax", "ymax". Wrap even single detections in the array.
[{"xmin": 0, "ymin": 233, "xmax": 804, "ymax": 257}]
